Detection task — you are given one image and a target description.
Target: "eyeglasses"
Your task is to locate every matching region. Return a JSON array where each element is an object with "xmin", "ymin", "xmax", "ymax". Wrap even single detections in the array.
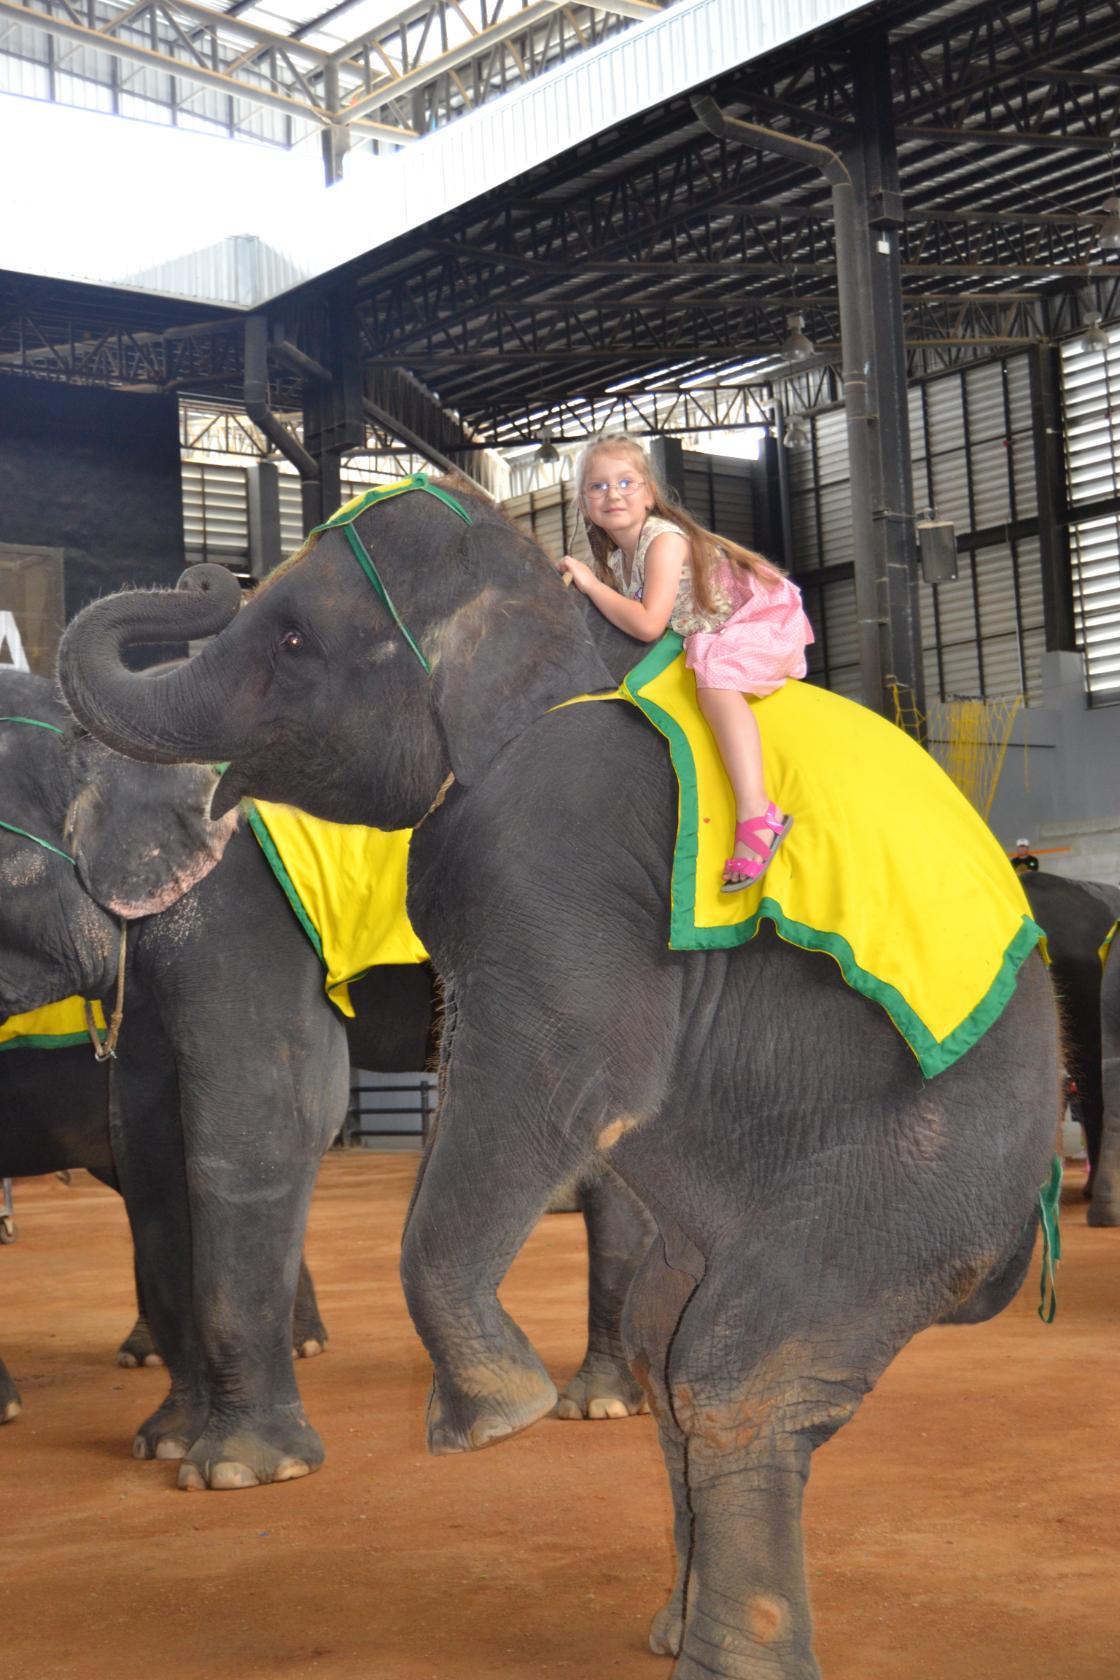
[{"xmin": 585, "ymin": 477, "xmax": 645, "ymax": 498}]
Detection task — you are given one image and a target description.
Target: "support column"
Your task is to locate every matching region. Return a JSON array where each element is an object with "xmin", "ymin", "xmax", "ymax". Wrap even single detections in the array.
[
  {"xmin": 300, "ymin": 299, "xmax": 365, "ymax": 531},
  {"xmin": 845, "ymin": 33, "xmax": 924, "ymax": 732},
  {"xmin": 246, "ymin": 460, "xmax": 282, "ymax": 579},
  {"xmin": 1030, "ymin": 341, "xmax": 1076, "ymax": 652},
  {"xmin": 649, "ymin": 436, "xmax": 687, "ymax": 508}
]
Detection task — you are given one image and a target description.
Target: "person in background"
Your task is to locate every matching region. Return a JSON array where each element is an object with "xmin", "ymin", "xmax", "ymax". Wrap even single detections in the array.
[{"xmin": 1010, "ymin": 837, "xmax": 1039, "ymax": 873}]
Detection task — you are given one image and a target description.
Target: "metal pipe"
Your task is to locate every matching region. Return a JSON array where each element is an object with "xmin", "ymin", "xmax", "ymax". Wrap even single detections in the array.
[
  {"xmin": 243, "ymin": 316, "xmax": 319, "ymax": 482},
  {"xmin": 691, "ymin": 94, "xmax": 884, "ymax": 713},
  {"xmin": 271, "ymin": 337, "xmax": 333, "ymax": 384},
  {"xmin": 361, "ymin": 397, "xmax": 481, "ymax": 486}
]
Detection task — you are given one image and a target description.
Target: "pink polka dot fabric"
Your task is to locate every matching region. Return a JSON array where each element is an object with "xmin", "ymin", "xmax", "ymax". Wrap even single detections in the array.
[{"xmin": 684, "ymin": 563, "xmax": 815, "ymax": 696}]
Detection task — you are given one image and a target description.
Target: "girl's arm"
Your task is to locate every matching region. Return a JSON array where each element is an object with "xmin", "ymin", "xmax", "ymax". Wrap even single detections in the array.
[{"xmin": 559, "ymin": 532, "xmax": 688, "ymax": 642}]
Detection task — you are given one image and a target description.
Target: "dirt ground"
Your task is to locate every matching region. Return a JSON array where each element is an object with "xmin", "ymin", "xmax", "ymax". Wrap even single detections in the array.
[{"xmin": 0, "ymin": 1152, "xmax": 1117, "ymax": 1680}]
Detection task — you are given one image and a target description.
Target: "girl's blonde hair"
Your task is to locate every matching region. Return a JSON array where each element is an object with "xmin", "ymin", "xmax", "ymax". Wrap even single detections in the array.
[{"xmin": 570, "ymin": 432, "xmax": 785, "ymax": 616}]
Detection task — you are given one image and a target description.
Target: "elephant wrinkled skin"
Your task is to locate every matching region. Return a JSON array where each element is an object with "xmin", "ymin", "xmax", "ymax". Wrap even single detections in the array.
[{"xmin": 59, "ymin": 486, "xmax": 1061, "ymax": 1679}]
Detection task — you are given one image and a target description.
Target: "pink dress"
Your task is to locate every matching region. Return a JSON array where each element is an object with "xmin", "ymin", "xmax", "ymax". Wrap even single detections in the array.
[{"xmin": 607, "ymin": 515, "xmax": 814, "ymax": 697}]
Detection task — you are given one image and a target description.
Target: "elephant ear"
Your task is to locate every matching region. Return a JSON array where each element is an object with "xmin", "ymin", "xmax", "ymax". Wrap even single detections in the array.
[
  {"xmin": 426, "ymin": 520, "xmax": 614, "ymax": 789},
  {"xmin": 65, "ymin": 739, "xmax": 238, "ymax": 919}
]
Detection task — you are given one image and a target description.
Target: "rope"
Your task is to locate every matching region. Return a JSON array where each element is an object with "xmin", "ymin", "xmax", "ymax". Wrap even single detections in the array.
[
  {"xmin": 84, "ymin": 921, "xmax": 127, "ymax": 1061},
  {"xmin": 891, "ymin": 686, "xmax": 1024, "ymax": 821}
]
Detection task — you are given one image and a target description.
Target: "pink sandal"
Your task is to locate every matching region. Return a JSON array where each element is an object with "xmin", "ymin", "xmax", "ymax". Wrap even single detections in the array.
[{"xmin": 721, "ymin": 802, "xmax": 794, "ymax": 894}]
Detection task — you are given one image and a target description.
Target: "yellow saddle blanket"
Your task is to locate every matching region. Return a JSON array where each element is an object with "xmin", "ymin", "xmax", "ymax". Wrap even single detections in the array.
[
  {"xmin": 0, "ymin": 997, "xmax": 106, "ymax": 1052},
  {"xmin": 579, "ymin": 633, "xmax": 1042, "ymax": 1079},
  {"xmin": 245, "ymin": 800, "xmax": 428, "ymax": 1016}
]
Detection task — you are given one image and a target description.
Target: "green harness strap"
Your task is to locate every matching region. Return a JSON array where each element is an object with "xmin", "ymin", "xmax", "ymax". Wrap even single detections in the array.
[
  {"xmin": 0, "ymin": 715, "xmax": 76, "ymax": 864},
  {"xmin": 1037, "ymin": 1153, "xmax": 1063, "ymax": 1324},
  {"xmin": 310, "ymin": 474, "xmax": 475, "ymax": 677}
]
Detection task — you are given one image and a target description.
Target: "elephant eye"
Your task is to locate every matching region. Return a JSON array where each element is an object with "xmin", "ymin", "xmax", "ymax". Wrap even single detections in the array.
[{"xmin": 280, "ymin": 630, "xmax": 304, "ymax": 653}]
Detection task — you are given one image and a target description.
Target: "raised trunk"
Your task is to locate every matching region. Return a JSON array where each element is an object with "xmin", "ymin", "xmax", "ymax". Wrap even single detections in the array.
[{"xmin": 58, "ymin": 578, "xmax": 243, "ymax": 765}]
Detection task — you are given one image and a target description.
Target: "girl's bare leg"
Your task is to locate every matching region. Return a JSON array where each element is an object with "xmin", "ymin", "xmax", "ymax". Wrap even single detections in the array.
[{"xmin": 696, "ymin": 687, "xmax": 780, "ymax": 864}]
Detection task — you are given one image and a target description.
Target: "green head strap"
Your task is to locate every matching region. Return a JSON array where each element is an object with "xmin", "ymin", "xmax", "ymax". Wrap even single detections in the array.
[
  {"xmin": 311, "ymin": 473, "xmax": 475, "ymax": 676},
  {"xmin": 0, "ymin": 715, "xmax": 77, "ymax": 864}
]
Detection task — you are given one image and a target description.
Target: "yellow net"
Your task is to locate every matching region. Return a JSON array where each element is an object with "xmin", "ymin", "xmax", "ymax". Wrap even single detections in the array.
[
  {"xmin": 926, "ymin": 696, "xmax": 1024, "ymax": 821},
  {"xmin": 889, "ymin": 684, "xmax": 1025, "ymax": 820}
]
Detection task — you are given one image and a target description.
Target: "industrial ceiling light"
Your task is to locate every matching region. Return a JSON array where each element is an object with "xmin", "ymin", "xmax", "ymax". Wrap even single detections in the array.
[
  {"xmin": 1099, "ymin": 194, "xmax": 1120, "ymax": 253},
  {"xmin": 535, "ymin": 428, "xmax": 560, "ymax": 464},
  {"xmin": 1079, "ymin": 308, "xmax": 1111, "ymax": 353},
  {"xmin": 783, "ymin": 411, "xmax": 812, "ymax": 450},
  {"xmin": 1078, "ymin": 288, "xmax": 1111, "ymax": 353},
  {"xmin": 781, "ymin": 312, "xmax": 815, "ymax": 361}
]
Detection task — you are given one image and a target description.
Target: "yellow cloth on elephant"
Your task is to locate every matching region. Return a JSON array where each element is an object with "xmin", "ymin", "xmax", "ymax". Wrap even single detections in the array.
[
  {"xmin": 0, "ymin": 997, "xmax": 106, "ymax": 1052},
  {"xmin": 244, "ymin": 800, "xmax": 427, "ymax": 1016},
  {"xmin": 1101, "ymin": 922, "xmax": 1118, "ymax": 969},
  {"xmin": 570, "ymin": 633, "xmax": 1042, "ymax": 1079}
]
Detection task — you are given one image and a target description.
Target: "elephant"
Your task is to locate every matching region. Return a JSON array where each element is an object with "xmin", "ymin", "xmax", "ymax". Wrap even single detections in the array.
[
  {"xmin": 58, "ymin": 486, "xmax": 1059, "ymax": 1680},
  {"xmin": 1090, "ymin": 925, "xmax": 1120, "ymax": 1226},
  {"xmin": 1021, "ymin": 871, "xmax": 1120, "ymax": 1222},
  {"xmin": 0, "ymin": 1033, "xmax": 335, "ymax": 1417},
  {"xmin": 0, "ymin": 667, "xmax": 349, "ymax": 1486},
  {"xmin": 0, "ymin": 671, "xmax": 649, "ymax": 1471}
]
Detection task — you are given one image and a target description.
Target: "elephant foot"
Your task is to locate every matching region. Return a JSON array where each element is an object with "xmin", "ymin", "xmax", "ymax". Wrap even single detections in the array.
[
  {"xmin": 427, "ymin": 1364, "xmax": 558, "ymax": 1456},
  {"xmin": 117, "ymin": 1315, "xmax": 164, "ymax": 1369},
  {"xmin": 177, "ymin": 1407, "xmax": 325, "ymax": 1491},
  {"xmin": 671, "ymin": 1648, "xmax": 819, "ymax": 1680},
  {"xmin": 292, "ymin": 1305, "xmax": 328, "ymax": 1361},
  {"xmin": 556, "ymin": 1352, "xmax": 650, "ymax": 1421},
  {"xmin": 650, "ymin": 1597, "xmax": 684, "ymax": 1657},
  {"xmin": 1086, "ymin": 1200, "xmax": 1120, "ymax": 1227},
  {"xmin": 133, "ymin": 1393, "xmax": 207, "ymax": 1462}
]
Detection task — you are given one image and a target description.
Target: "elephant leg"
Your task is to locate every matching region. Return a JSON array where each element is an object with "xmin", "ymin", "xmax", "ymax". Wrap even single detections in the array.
[
  {"xmin": 108, "ymin": 1014, "xmax": 212, "ymax": 1463},
  {"xmin": 292, "ymin": 1255, "xmax": 328, "ymax": 1358},
  {"xmin": 624, "ymin": 1223, "xmax": 915, "ymax": 1680},
  {"xmin": 401, "ymin": 1016, "xmax": 605, "ymax": 1455},
  {"xmin": 0, "ymin": 1354, "xmax": 21, "ymax": 1422},
  {"xmin": 1088, "ymin": 1039, "xmax": 1120, "ymax": 1226},
  {"xmin": 116, "ymin": 1263, "xmax": 164, "ymax": 1368},
  {"xmin": 556, "ymin": 1166, "xmax": 655, "ymax": 1421},
  {"xmin": 169, "ymin": 1015, "xmax": 346, "ymax": 1492},
  {"xmin": 621, "ymin": 1235, "xmax": 703, "ymax": 1658}
]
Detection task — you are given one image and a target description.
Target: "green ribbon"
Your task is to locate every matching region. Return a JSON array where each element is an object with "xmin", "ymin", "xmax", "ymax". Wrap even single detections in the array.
[
  {"xmin": 0, "ymin": 714, "xmax": 75, "ymax": 863},
  {"xmin": 0, "ymin": 715, "xmax": 65, "ymax": 735},
  {"xmin": 312, "ymin": 474, "xmax": 474, "ymax": 677},
  {"xmin": 1037, "ymin": 1152, "xmax": 1063, "ymax": 1324}
]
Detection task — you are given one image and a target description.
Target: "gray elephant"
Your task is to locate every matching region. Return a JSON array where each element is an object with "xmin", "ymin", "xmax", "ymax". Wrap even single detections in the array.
[
  {"xmin": 1093, "ymin": 929, "xmax": 1120, "ymax": 1224},
  {"xmin": 0, "ymin": 668, "xmax": 349, "ymax": 1486},
  {"xmin": 0, "ymin": 674, "xmax": 648, "ymax": 1466},
  {"xmin": 1021, "ymin": 872, "xmax": 1120, "ymax": 1223},
  {"xmin": 59, "ymin": 486, "xmax": 1059, "ymax": 1680},
  {"xmin": 2, "ymin": 1032, "xmax": 343, "ymax": 1415}
]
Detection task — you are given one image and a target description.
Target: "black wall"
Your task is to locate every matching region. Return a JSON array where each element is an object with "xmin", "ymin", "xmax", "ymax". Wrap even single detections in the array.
[{"xmin": 0, "ymin": 382, "xmax": 184, "ymax": 619}]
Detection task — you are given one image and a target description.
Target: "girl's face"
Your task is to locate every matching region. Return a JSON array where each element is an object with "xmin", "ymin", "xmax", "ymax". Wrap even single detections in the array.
[{"xmin": 581, "ymin": 450, "xmax": 653, "ymax": 539}]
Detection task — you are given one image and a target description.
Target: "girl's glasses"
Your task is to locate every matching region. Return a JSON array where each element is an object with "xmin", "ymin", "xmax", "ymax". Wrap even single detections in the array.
[{"xmin": 586, "ymin": 477, "xmax": 644, "ymax": 497}]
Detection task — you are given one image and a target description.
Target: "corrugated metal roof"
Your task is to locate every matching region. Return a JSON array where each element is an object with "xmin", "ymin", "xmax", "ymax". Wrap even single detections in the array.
[
  {"xmin": 123, "ymin": 235, "xmax": 309, "ymax": 308},
  {"xmin": 297, "ymin": 0, "xmax": 876, "ymax": 284}
]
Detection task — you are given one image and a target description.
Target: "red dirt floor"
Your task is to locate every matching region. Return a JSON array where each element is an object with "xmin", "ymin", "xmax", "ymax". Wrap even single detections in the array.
[{"xmin": 0, "ymin": 1151, "xmax": 1117, "ymax": 1680}]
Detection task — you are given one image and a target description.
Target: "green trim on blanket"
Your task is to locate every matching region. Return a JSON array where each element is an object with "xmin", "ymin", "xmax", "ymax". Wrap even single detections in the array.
[
  {"xmin": 606, "ymin": 629, "xmax": 1044, "ymax": 1080},
  {"xmin": 243, "ymin": 802, "xmax": 324, "ymax": 964},
  {"xmin": 0, "ymin": 1031, "xmax": 90, "ymax": 1052}
]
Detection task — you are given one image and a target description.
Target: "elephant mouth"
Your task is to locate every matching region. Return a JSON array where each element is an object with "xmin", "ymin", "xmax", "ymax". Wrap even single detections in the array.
[{"xmin": 211, "ymin": 762, "xmax": 252, "ymax": 820}]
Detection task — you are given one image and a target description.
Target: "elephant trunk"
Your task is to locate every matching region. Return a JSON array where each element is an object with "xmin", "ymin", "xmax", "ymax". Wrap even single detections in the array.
[{"xmin": 58, "ymin": 582, "xmax": 244, "ymax": 765}]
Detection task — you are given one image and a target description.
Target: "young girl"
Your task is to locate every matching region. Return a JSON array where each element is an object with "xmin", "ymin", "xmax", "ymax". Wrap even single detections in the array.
[{"xmin": 559, "ymin": 433, "xmax": 814, "ymax": 892}]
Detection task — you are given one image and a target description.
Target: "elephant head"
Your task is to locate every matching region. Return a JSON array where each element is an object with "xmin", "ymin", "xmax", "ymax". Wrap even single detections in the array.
[
  {"xmin": 0, "ymin": 669, "xmax": 236, "ymax": 1018},
  {"xmin": 58, "ymin": 484, "xmax": 617, "ymax": 827}
]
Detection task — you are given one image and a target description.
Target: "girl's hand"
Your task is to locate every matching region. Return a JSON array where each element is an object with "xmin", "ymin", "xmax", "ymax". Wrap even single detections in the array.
[{"xmin": 559, "ymin": 555, "xmax": 597, "ymax": 595}]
